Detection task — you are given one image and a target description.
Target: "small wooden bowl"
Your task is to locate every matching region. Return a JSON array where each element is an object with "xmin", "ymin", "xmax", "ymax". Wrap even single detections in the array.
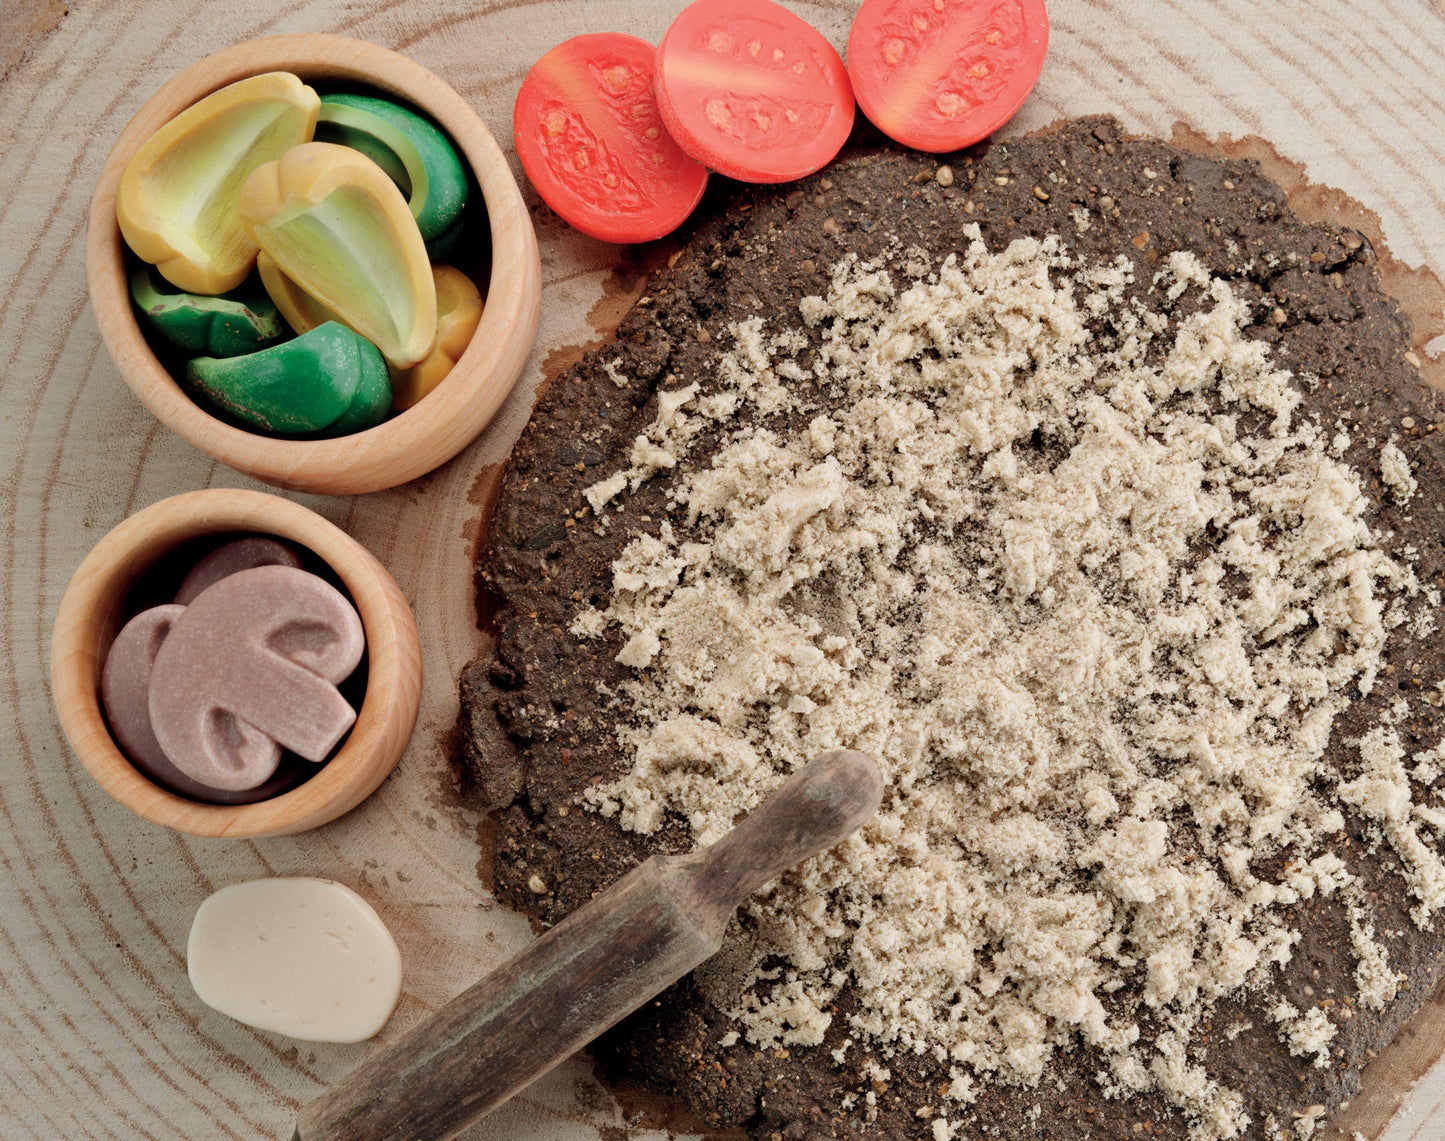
[
  {"xmin": 50, "ymin": 489, "xmax": 422, "ymax": 837},
  {"xmin": 86, "ymin": 34, "xmax": 541, "ymax": 496}
]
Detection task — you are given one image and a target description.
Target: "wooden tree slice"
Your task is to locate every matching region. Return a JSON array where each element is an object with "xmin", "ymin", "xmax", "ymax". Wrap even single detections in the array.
[{"xmin": 2, "ymin": 2, "xmax": 1444, "ymax": 1140}]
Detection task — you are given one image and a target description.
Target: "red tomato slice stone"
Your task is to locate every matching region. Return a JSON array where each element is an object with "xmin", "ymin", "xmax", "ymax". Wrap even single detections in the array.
[
  {"xmin": 847, "ymin": 0, "xmax": 1049, "ymax": 153},
  {"xmin": 654, "ymin": 0, "xmax": 855, "ymax": 184},
  {"xmin": 514, "ymin": 33, "xmax": 709, "ymax": 243}
]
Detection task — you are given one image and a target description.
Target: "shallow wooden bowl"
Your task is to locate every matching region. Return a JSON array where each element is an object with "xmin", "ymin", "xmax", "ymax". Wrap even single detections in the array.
[
  {"xmin": 50, "ymin": 489, "xmax": 423, "ymax": 837},
  {"xmin": 86, "ymin": 34, "xmax": 541, "ymax": 495}
]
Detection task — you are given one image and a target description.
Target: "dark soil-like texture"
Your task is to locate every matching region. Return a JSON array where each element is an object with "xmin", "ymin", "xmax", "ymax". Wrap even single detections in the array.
[{"xmin": 459, "ymin": 117, "xmax": 1445, "ymax": 1141}]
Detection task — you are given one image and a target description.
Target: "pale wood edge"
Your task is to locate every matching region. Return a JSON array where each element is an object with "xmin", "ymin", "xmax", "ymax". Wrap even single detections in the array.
[
  {"xmin": 49, "ymin": 488, "xmax": 422, "ymax": 838},
  {"xmin": 85, "ymin": 33, "xmax": 543, "ymax": 496}
]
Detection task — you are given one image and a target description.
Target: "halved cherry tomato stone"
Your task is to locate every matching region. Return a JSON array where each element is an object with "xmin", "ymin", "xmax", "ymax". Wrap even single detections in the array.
[
  {"xmin": 654, "ymin": 0, "xmax": 855, "ymax": 184},
  {"xmin": 514, "ymin": 33, "xmax": 708, "ymax": 243},
  {"xmin": 847, "ymin": 0, "xmax": 1049, "ymax": 153}
]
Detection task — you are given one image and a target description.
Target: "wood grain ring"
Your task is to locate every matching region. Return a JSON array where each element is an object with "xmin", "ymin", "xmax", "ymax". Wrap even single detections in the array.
[
  {"xmin": 85, "ymin": 33, "xmax": 543, "ymax": 496},
  {"xmin": 50, "ymin": 488, "xmax": 423, "ymax": 837}
]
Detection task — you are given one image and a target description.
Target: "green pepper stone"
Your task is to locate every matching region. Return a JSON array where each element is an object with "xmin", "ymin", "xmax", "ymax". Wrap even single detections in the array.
[
  {"xmin": 316, "ymin": 93, "xmax": 469, "ymax": 241},
  {"xmin": 423, "ymin": 202, "xmax": 474, "ymax": 263},
  {"xmin": 317, "ymin": 111, "xmax": 411, "ymax": 189},
  {"xmin": 186, "ymin": 322, "xmax": 387, "ymax": 434},
  {"xmin": 323, "ymin": 339, "xmax": 393, "ymax": 436},
  {"xmin": 130, "ymin": 264, "xmax": 287, "ymax": 357},
  {"xmin": 424, "ymin": 165, "xmax": 485, "ymax": 263}
]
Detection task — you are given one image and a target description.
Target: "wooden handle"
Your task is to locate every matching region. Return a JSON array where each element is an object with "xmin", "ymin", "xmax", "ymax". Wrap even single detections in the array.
[
  {"xmin": 292, "ymin": 749, "xmax": 882, "ymax": 1141},
  {"xmin": 679, "ymin": 749, "xmax": 884, "ymax": 927}
]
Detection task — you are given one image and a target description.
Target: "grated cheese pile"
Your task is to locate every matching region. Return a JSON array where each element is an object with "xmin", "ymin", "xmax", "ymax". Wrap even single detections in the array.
[{"xmin": 574, "ymin": 230, "xmax": 1444, "ymax": 1139}]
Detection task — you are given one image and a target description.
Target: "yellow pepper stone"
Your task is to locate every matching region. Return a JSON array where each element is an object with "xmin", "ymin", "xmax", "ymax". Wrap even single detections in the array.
[
  {"xmin": 117, "ymin": 72, "xmax": 319, "ymax": 295},
  {"xmin": 237, "ymin": 142, "xmax": 437, "ymax": 369},
  {"xmin": 256, "ymin": 251, "xmax": 343, "ymax": 336},
  {"xmin": 392, "ymin": 265, "xmax": 483, "ymax": 412}
]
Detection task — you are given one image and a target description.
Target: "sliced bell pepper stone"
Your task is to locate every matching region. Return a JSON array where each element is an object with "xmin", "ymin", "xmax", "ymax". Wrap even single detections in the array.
[
  {"xmin": 422, "ymin": 195, "xmax": 478, "ymax": 263},
  {"xmin": 185, "ymin": 321, "xmax": 387, "ymax": 435},
  {"xmin": 117, "ymin": 72, "xmax": 319, "ymax": 295},
  {"xmin": 256, "ymin": 250, "xmax": 344, "ymax": 336},
  {"xmin": 324, "ymin": 340, "xmax": 393, "ymax": 435},
  {"xmin": 237, "ymin": 142, "xmax": 437, "ymax": 369},
  {"xmin": 392, "ymin": 265, "xmax": 484, "ymax": 412},
  {"xmin": 129, "ymin": 263, "xmax": 287, "ymax": 357},
  {"xmin": 315, "ymin": 93, "xmax": 470, "ymax": 242}
]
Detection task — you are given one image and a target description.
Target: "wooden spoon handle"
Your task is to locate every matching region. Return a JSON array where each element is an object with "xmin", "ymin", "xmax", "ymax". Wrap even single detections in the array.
[
  {"xmin": 681, "ymin": 749, "xmax": 884, "ymax": 922},
  {"xmin": 291, "ymin": 749, "xmax": 882, "ymax": 1141}
]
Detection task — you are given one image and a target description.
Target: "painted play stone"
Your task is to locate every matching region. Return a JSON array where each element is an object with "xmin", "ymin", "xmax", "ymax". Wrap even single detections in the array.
[
  {"xmin": 129, "ymin": 264, "xmax": 287, "ymax": 357},
  {"xmin": 175, "ymin": 537, "xmax": 304, "ymax": 605},
  {"xmin": 315, "ymin": 92, "xmax": 469, "ymax": 241},
  {"xmin": 238, "ymin": 141, "xmax": 437, "ymax": 368},
  {"xmin": 100, "ymin": 604, "xmax": 297, "ymax": 804},
  {"xmin": 392, "ymin": 264, "xmax": 483, "ymax": 411},
  {"xmin": 117, "ymin": 71, "xmax": 319, "ymax": 294},
  {"xmin": 185, "ymin": 321, "xmax": 391, "ymax": 435},
  {"xmin": 148, "ymin": 565, "xmax": 365, "ymax": 791},
  {"xmin": 187, "ymin": 877, "xmax": 402, "ymax": 1042}
]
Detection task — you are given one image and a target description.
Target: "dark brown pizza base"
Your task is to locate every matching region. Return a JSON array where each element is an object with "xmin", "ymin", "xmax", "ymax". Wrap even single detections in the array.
[{"xmin": 460, "ymin": 117, "xmax": 1445, "ymax": 1140}]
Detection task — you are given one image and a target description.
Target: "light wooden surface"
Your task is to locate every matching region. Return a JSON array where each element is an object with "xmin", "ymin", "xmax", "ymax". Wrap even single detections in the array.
[{"xmin": 1, "ymin": 2, "xmax": 1443, "ymax": 1139}]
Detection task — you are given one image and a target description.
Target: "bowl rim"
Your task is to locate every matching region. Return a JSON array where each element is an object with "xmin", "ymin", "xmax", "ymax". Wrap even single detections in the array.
[
  {"xmin": 50, "ymin": 488, "xmax": 422, "ymax": 837},
  {"xmin": 86, "ymin": 33, "xmax": 541, "ymax": 496}
]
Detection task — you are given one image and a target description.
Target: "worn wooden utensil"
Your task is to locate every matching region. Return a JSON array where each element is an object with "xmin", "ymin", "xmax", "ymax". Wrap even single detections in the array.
[{"xmin": 292, "ymin": 748, "xmax": 883, "ymax": 1141}]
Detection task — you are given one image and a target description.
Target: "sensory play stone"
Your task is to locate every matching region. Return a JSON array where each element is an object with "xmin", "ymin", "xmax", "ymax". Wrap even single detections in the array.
[
  {"xmin": 117, "ymin": 72, "xmax": 319, "ymax": 294},
  {"xmin": 187, "ymin": 877, "xmax": 402, "ymax": 1042},
  {"xmin": 101, "ymin": 604, "xmax": 300, "ymax": 804},
  {"xmin": 148, "ymin": 565, "xmax": 365, "ymax": 791},
  {"xmin": 315, "ymin": 92, "xmax": 469, "ymax": 241},
  {"xmin": 129, "ymin": 264, "xmax": 287, "ymax": 357},
  {"xmin": 392, "ymin": 265, "xmax": 483, "ymax": 411},
  {"xmin": 185, "ymin": 321, "xmax": 391, "ymax": 435},
  {"xmin": 238, "ymin": 141, "xmax": 437, "ymax": 368},
  {"xmin": 326, "ymin": 341, "xmax": 395, "ymax": 435},
  {"xmin": 175, "ymin": 537, "xmax": 305, "ymax": 605},
  {"xmin": 255, "ymin": 251, "xmax": 344, "ymax": 337}
]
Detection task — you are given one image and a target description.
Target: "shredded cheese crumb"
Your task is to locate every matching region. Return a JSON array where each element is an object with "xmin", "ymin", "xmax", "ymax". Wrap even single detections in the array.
[
  {"xmin": 1272, "ymin": 1002, "xmax": 1336, "ymax": 1068},
  {"xmin": 576, "ymin": 232, "xmax": 1436, "ymax": 1139},
  {"xmin": 583, "ymin": 471, "xmax": 627, "ymax": 514},
  {"xmin": 1348, "ymin": 895, "xmax": 1401, "ymax": 1009},
  {"xmin": 602, "ymin": 357, "xmax": 631, "ymax": 388},
  {"xmin": 569, "ymin": 607, "xmax": 606, "ymax": 639},
  {"xmin": 1380, "ymin": 441, "xmax": 1417, "ymax": 503}
]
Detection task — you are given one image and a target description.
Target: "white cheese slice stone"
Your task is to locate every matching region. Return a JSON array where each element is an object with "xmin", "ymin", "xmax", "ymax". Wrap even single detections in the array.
[{"xmin": 187, "ymin": 877, "xmax": 402, "ymax": 1043}]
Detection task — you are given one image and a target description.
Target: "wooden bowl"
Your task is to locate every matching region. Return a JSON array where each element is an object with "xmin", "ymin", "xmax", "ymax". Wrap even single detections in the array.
[
  {"xmin": 50, "ymin": 489, "xmax": 423, "ymax": 837},
  {"xmin": 86, "ymin": 34, "xmax": 541, "ymax": 495}
]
